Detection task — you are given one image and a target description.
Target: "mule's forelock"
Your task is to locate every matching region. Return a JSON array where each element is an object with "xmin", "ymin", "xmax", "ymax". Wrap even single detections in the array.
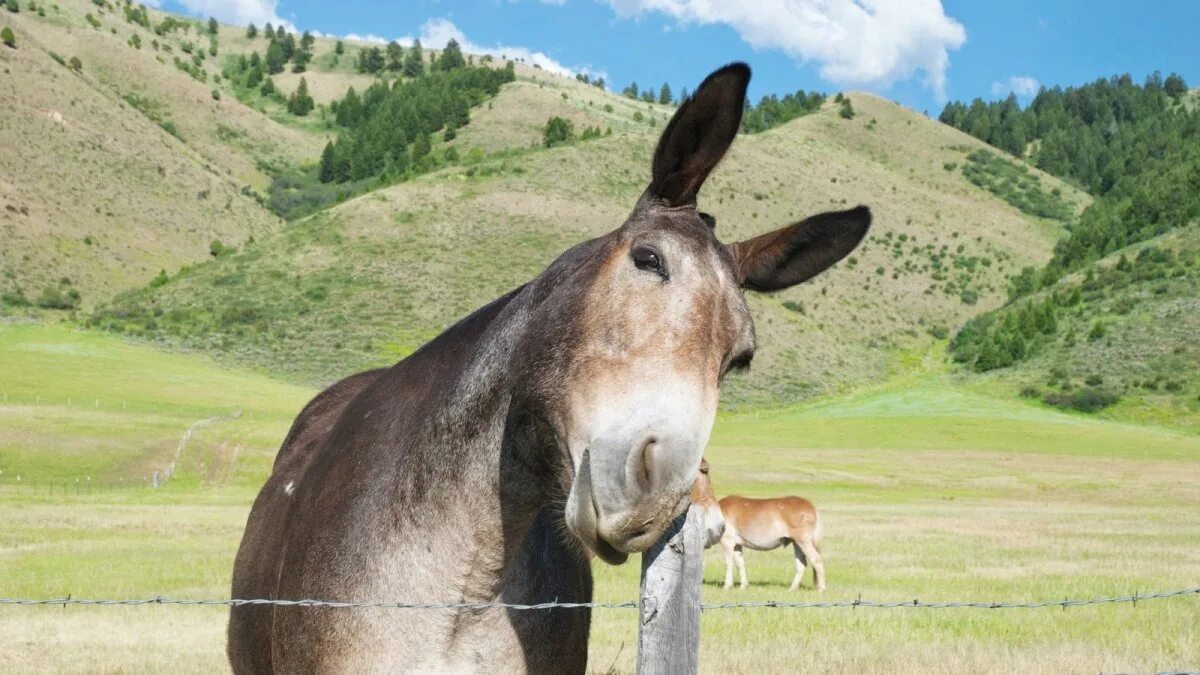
[{"xmin": 648, "ymin": 63, "xmax": 750, "ymax": 207}]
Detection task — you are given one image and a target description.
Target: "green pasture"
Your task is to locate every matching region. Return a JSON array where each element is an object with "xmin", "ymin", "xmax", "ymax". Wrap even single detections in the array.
[{"xmin": 1, "ymin": 325, "xmax": 1197, "ymax": 672}]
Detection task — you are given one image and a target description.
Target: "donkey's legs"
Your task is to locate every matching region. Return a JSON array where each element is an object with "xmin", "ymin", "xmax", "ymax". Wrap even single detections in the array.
[
  {"xmin": 789, "ymin": 542, "xmax": 807, "ymax": 591},
  {"xmin": 733, "ymin": 544, "xmax": 748, "ymax": 589},
  {"xmin": 721, "ymin": 538, "xmax": 736, "ymax": 590},
  {"xmin": 797, "ymin": 538, "xmax": 825, "ymax": 591}
]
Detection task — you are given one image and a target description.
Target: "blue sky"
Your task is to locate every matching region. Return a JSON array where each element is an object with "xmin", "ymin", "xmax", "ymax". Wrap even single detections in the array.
[{"xmin": 164, "ymin": 0, "xmax": 1199, "ymax": 115}]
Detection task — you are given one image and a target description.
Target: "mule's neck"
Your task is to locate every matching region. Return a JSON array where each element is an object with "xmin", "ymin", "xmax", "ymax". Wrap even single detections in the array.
[{"xmin": 361, "ymin": 283, "xmax": 559, "ymax": 563}]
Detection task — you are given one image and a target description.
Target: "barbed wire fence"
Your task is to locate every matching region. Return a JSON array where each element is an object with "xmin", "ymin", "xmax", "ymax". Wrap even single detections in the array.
[{"xmin": 2, "ymin": 586, "xmax": 1197, "ymax": 612}]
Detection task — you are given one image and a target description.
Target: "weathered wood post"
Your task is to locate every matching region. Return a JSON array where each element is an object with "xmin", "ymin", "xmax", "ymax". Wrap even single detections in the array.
[{"xmin": 637, "ymin": 504, "xmax": 704, "ymax": 674}]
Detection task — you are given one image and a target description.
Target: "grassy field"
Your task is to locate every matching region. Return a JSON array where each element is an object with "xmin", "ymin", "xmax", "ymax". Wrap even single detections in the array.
[{"xmin": 1, "ymin": 326, "xmax": 1197, "ymax": 673}]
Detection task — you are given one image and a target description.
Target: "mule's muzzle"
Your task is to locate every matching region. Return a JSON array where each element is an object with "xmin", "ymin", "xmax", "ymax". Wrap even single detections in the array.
[{"xmin": 564, "ymin": 437, "xmax": 699, "ymax": 564}]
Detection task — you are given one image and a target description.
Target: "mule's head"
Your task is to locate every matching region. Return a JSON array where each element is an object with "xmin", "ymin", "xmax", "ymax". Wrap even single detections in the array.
[
  {"xmin": 691, "ymin": 459, "xmax": 726, "ymax": 548},
  {"xmin": 530, "ymin": 63, "xmax": 870, "ymax": 563}
]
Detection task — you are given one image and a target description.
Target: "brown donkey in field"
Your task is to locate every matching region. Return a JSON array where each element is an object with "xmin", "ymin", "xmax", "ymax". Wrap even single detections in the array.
[
  {"xmin": 228, "ymin": 62, "xmax": 868, "ymax": 672},
  {"xmin": 716, "ymin": 495, "xmax": 826, "ymax": 592}
]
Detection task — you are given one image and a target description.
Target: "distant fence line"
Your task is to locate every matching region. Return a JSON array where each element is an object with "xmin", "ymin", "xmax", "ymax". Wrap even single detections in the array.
[
  {"xmin": 2, "ymin": 586, "xmax": 1197, "ymax": 612},
  {"xmin": 0, "ymin": 407, "xmax": 242, "ymax": 492}
]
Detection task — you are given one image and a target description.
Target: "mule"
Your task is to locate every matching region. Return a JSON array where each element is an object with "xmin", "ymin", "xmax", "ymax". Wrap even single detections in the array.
[
  {"xmin": 715, "ymin": 495, "xmax": 826, "ymax": 592},
  {"xmin": 691, "ymin": 459, "xmax": 726, "ymax": 547},
  {"xmin": 227, "ymin": 62, "xmax": 869, "ymax": 672}
]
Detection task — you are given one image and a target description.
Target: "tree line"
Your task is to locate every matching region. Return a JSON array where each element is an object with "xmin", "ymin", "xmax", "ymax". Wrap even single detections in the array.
[
  {"xmin": 940, "ymin": 72, "xmax": 1198, "ymax": 288},
  {"xmin": 318, "ymin": 60, "xmax": 515, "ymax": 183}
]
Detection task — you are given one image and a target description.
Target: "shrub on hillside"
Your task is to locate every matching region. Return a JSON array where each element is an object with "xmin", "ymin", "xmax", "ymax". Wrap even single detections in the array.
[
  {"xmin": 543, "ymin": 116, "xmax": 575, "ymax": 147},
  {"xmin": 69, "ymin": 56, "xmax": 82, "ymax": 71},
  {"xmin": 839, "ymin": 97, "xmax": 855, "ymax": 119},
  {"xmin": 5, "ymin": 0, "xmax": 19, "ymax": 13},
  {"xmin": 1043, "ymin": 387, "xmax": 1119, "ymax": 413},
  {"xmin": 36, "ymin": 284, "xmax": 81, "ymax": 310},
  {"xmin": 1, "ymin": 26, "xmax": 14, "ymax": 48},
  {"xmin": 1, "ymin": 287, "xmax": 29, "ymax": 307},
  {"xmin": 209, "ymin": 239, "xmax": 236, "ymax": 258}
]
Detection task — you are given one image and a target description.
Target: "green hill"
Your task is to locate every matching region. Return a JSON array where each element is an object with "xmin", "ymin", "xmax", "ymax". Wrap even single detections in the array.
[
  {"xmin": 939, "ymin": 72, "xmax": 1200, "ymax": 430},
  {"xmin": 951, "ymin": 226, "xmax": 1200, "ymax": 430},
  {"xmin": 4, "ymin": 1, "xmax": 1089, "ymax": 408},
  {"xmin": 90, "ymin": 84, "xmax": 1084, "ymax": 406}
]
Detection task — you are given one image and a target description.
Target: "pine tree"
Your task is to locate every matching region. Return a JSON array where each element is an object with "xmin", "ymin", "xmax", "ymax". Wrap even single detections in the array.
[
  {"xmin": 403, "ymin": 39, "xmax": 424, "ymax": 77},
  {"xmin": 207, "ymin": 17, "xmax": 218, "ymax": 34},
  {"xmin": 265, "ymin": 41, "xmax": 285, "ymax": 74},
  {"xmin": 245, "ymin": 62, "xmax": 263, "ymax": 88},
  {"xmin": 279, "ymin": 31, "xmax": 295, "ymax": 60},
  {"xmin": 319, "ymin": 141, "xmax": 336, "ymax": 182},
  {"xmin": 385, "ymin": 41, "xmax": 403, "ymax": 72},
  {"xmin": 262, "ymin": 22, "xmax": 273, "ymax": 39},
  {"xmin": 334, "ymin": 40, "xmax": 344, "ymax": 55},
  {"xmin": 411, "ymin": 131, "xmax": 431, "ymax": 161},
  {"xmin": 287, "ymin": 77, "xmax": 314, "ymax": 116},
  {"xmin": 245, "ymin": 23, "xmax": 257, "ymax": 39},
  {"xmin": 658, "ymin": 82, "xmax": 672, "ymax": 105},
  {"xmin": 1164, "ymin": 73, "xmax": 1188, "ymax": 98},
  {"xmin": 438, "ymin": 38, "xmax": 465, "ymax": 71},
  {"xmin": 335, "ymin": 86, "xmax": 362, "ymax": 127}
]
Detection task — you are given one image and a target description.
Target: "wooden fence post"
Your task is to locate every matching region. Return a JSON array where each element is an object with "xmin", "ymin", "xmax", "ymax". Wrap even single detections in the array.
[{"xmin": 637, "ymin": 504, "xmax": 704, "ymax": 674}]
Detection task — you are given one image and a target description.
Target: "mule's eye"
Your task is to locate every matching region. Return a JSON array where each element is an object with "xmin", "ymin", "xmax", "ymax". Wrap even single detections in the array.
[{"xmin": 632, "ymin": 246, "xmax": 668, "ymax": 279}]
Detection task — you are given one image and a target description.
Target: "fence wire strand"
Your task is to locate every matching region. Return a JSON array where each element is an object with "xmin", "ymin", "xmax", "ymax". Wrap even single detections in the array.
[{"xmin": 1, "ymin": 587, "xmax": 1197, "ymax": 611}]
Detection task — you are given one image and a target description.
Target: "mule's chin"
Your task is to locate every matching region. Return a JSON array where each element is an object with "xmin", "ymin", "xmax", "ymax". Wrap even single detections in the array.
[{"xmin": 564, "ymin": 458, "xmax": 630, "ymax": 565}]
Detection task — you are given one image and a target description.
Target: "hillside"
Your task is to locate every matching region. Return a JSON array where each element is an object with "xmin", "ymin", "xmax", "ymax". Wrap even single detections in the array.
[
  {"xmin": 91, "ymin": 74, "xmax": 1086, "ymax": 406},
  {"xmin": 0, "ymin": 0, "xmax": 322, "ymax": 309},
  {"xmin": 938, "ymin": 72, "xmax": 1200, "ymax": 430},
  {"xmin": 951, "ymin": 225, "xmax": 1200, "ymax": 430}
]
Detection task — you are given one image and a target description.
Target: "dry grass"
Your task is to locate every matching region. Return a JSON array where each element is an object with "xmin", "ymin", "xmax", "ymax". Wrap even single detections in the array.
[{"xmin": 0, "ymin": 2, "xmax": 295, "ymax": 307}]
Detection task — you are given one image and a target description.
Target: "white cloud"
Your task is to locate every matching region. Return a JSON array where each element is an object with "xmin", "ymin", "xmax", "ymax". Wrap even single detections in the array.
[
  {"xmin": 602, "ymin": 0, "xmax": 966, "ymax": 100},
  {"xmin": 991, "ymin": 75, "xmax": 1040, "ymax": 97},
  {"xmin": 393, "ymin": 18, "xmax": 603, "ymax": 82},
  {"xmin": 172, "ymin": 0, "xmax": 295, "ymax": 32},
  {"xmin": 343, "ymin": 32, "xmax": 389, "ymax": 45}
]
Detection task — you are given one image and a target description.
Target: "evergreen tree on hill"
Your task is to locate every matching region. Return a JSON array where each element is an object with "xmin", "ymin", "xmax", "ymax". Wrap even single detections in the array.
[
  {"xmin": 437, "ymin": 38, "xmax": 465, "ymax": 71},
  {"xmin": 385, "ymin": 41, "xmax": 403, "ymax": 72},
  {"xmin": 265, "ymin": 41, "xmax": 285, "ymax": 74},
  {"xmin": 403, "ymin": 39, "xmax": 425, "ymax": 77}
]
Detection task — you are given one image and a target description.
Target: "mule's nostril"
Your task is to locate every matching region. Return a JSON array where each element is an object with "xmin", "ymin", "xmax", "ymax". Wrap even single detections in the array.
[{"xmin": 637, "ymin": 436, "xmax": 659, "ymax": 487}]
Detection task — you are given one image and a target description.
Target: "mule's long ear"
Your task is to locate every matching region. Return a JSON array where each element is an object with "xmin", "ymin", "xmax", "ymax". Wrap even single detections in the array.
[
  {"xmin": 649, "ymin": 63, "xmax": 750, "ymax": 206},
  {"xmin": 728, "ymin": 206, "xmax": 872, "ymax": 292}
]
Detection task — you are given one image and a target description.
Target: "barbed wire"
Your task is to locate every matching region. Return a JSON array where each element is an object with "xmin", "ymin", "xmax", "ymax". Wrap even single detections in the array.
[{"xmin": 2, "ymin": 586, "xmax": 1196, "ymax": 611}]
